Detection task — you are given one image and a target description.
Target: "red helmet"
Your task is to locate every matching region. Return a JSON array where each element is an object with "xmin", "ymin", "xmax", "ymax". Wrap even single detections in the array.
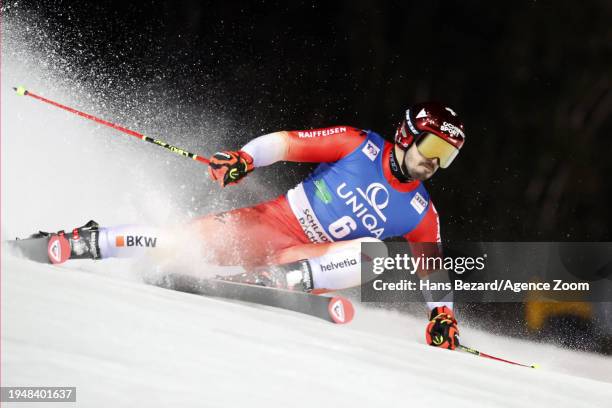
[{"xmin": 394, "ymin": 102, "xmax": 466, "ymax": 168}]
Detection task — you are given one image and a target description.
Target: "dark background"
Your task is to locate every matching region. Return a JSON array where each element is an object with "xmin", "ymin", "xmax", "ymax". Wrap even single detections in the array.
[{"xmin": 14, "ymin": 0, "xmax": 612, "ymax": 241}]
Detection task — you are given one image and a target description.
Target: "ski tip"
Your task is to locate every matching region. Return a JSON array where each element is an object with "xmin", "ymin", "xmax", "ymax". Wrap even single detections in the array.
[
  {"xmin": 327, "ymin": 296, "xmax": 355, "ymax": 324},
  {"xmin": 14, "ymin": 86, "xmax": 27, "ymax": 96},
  {"xmin": 531, "ymin": 363, "xmax": 540, "ymax": 369}
]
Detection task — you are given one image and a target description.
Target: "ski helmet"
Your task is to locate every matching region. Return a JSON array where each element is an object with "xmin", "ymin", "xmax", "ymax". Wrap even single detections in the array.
[{"xmin": 394, "ymin": 102, "xmax": 466, "ymax": 168}]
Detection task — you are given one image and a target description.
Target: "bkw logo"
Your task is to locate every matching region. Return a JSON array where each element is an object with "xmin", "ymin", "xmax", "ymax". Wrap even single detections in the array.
[{"xmin": 115, "ymin": 235, "xmax": 158, "ymax": 248}]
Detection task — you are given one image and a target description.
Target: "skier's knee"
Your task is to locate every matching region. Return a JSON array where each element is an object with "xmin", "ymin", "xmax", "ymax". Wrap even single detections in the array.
[
  {"xmin": 339, "ymin": 236, "xmax": 383, "ymax": 251},
  {"xmin": 335, "ymin": 237, "xmax": 388, "ymax": 262},
  {"xmin": 308, "ymin": 237, "xmax": 388, "ymax": 291}
]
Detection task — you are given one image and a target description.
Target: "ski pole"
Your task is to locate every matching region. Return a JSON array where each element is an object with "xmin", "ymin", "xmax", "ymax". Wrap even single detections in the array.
[
  {"xmin": 458, "ymin": 344, "xmax": 539, "ymax": 369},
  {"xmin": 13, "ymin": 86, "xmax": 210, "ymax": 165}
]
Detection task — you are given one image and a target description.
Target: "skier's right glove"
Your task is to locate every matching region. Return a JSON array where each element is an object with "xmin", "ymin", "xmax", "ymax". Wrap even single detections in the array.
[
  {"xmin": 208, "ymin": 150, "xmax": 254, "ymax": 187},
  {"xmin": 426, "ymin": 306, "xmax": 460, "ymax": 350}
]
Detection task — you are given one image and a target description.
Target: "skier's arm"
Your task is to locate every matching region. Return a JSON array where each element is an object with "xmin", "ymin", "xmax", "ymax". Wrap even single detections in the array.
[
  {"xmin": 404, "ymin": 204, "xmax": 459, "ymax": 349},
  {"xmin": 241, "ymin": 127, "xmax": 366, "ymax": 167},
  {"xmin": 404, "ymin": 202, "xmax": 443, "ymax": 290},
  {"xmin": 404, "ymin": 204, "xmax": 453, "ymax": 310},
  {"xmin": 209, "ymin": 127, "xmax": 364, "ymax": 186}
]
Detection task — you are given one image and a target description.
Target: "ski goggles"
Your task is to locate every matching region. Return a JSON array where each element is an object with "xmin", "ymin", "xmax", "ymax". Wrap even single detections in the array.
[{"xmin": 416, "ymin": 132, "xmax": 460, "ymax": 169}]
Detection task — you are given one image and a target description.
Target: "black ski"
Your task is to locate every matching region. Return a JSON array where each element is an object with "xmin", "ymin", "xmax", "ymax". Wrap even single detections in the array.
[{"xmin": 154, "ymin": 273, "xmax": 355, "ymax": 324}]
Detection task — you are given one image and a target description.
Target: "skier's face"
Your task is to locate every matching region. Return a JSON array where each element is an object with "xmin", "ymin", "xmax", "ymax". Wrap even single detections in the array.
[{"xmin": 405, "ymin": 144, "xmax": 439, "ymax": 180}]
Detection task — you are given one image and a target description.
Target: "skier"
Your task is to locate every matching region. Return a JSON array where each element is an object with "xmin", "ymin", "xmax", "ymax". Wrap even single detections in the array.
[{"xmin": 16, "ymin": 101, "xmax": 465, "ymax": 350}]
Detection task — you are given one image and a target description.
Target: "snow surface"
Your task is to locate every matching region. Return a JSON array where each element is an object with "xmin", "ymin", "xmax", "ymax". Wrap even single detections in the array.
[
  {"xmin": 2, "ymin": 8, "xmax": 611, "ymax": 408},
  {"xmin": 2, "ymin": 252, "xmax": 612, "ymax": 408}
]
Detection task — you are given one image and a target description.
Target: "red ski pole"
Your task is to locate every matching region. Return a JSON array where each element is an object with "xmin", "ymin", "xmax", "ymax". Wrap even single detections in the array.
[
  {"xmin": 13, "ymin": 86, "xmax": 210, "ymax": 165},
  {"xmin": 458, "ymin": 345, "xmax": 539, "ymax": 369}
]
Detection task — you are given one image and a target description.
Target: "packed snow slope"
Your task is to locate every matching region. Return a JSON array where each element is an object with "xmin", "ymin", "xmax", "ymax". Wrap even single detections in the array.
[
  {"xmin": 2, "ymin": 253, "xmax": 611, "ymax": 408},
  {"xmin": 2, "ymin": 9, "xmax": 611, "ymax": 408}
]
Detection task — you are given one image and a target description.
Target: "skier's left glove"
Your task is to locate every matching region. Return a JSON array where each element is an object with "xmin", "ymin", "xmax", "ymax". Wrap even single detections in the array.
[
  {"xmin": 208, "ymin": 150, "xmax": 254, "ymax": 187},
  {"xmin": 426, "ymin": 306, "xmax": 460, "ymax": 350}
]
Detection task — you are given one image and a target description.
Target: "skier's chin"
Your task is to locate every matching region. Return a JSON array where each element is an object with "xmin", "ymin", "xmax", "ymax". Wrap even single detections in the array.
[{"xmin": 408, "ymin": 165, "xmax": 436, "ymax": 181}]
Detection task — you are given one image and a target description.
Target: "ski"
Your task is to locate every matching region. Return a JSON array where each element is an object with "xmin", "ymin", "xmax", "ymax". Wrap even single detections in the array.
[
  {"xmin": 7, "ymin": 236, "xmax": 355, "ymax": 324},
  {"xmin": 153, "ymin": 273, "xmax": 355, "ymax": 324},
  {"xmin": 6, "ymin": 235, "xmax": 60, "ymax": 264}
]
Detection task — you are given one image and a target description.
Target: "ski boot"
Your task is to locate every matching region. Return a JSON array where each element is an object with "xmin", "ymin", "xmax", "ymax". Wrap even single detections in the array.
[
  {"xmin": 219, "ymin": 259, "xmax": 314, "ymax": 292},
  {"xmin": 8, "ymin": 220, "xmax": 101, "ymax": 264}
]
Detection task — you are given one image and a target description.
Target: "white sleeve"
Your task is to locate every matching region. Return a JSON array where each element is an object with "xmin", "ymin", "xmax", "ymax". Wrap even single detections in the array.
[{"xmin": 241, "ymin": 133, "xmax": 287, "ymax": 167}]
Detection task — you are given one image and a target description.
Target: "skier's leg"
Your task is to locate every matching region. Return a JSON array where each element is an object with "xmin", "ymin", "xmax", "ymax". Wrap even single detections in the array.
[
  {"xmin": 267, "ymin": 237, "xmax": 388, "ymax": 291},
  {"xmin": 98, "ymin": 198, "xmax": 305, "ymax": 265},
  {"xmin": 15, "ymin": 196, "xmax": 308, "ymax": 265},
  {"xmin": 75, "ymin": 208, "xmax": 297, "ymax": 263},
  {"xmin": 188, "ymin": 195, "xmax": 310, "ymax": 267},
  {"xmin": 97, "ymin": 224, "xmax": 167, "ymax": 258},
  {"xmin": 8, "ymin": 220, "xmax": 170, "ymax": 264}
]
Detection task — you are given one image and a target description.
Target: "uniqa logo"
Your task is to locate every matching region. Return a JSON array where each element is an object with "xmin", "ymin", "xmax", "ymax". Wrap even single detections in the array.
[{"xmin": 336, "ymin": 182, "xmax": 389, "ymax": 238}]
